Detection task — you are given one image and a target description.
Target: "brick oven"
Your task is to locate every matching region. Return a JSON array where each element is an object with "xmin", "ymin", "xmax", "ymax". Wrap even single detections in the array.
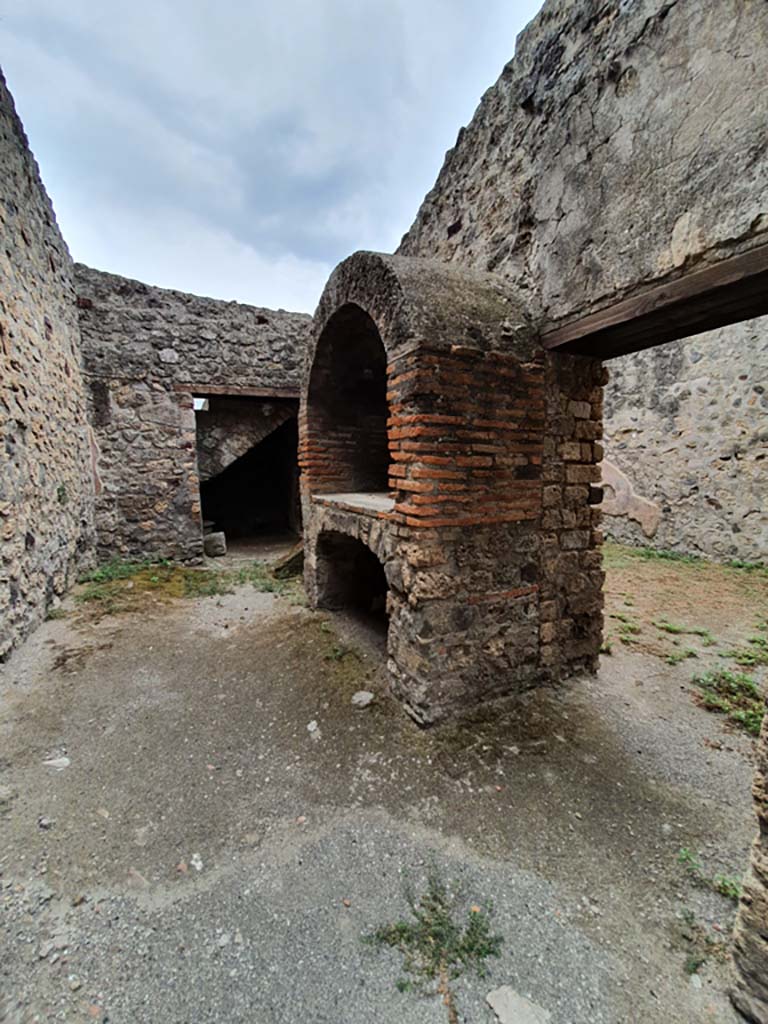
[{"xmin": 300, "ymin": 252, "xmax": 605, "ymax": 724}]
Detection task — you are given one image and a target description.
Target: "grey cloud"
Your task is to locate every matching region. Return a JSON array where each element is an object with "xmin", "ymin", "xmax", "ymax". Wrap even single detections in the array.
[{"xmin": 1, "ymin": 0, "xmax": 542, "ymax": 310}]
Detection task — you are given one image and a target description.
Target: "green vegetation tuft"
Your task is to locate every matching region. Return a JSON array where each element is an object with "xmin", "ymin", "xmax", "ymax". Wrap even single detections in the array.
[
  {"xmin": 727, "ymin": 558, "xmax": 767, "ymax": 573},
  {"xmin": 635, "ymin": 547, "xmax": 702, "ymax": 564},
  {"xmin": 692, "ymin": 668, "xmax": 765, "ymax": 737},
  {"xmin": 719, "ymin": 635, "xmax": 768, "ymax": 669},
  {"xmin": 665, "ymin": 647, "xmax": 698, "ymax": 666},
  {"xmin": 677, "ymin": 848, "xmax": 742, "ymax": 904},
  {"xmin": 75, "ymin": 558, "xmax": 295, "ymax": 616},
  {"xmin": 364, "ymin": 868, "xmax": 503, "ymax": 1023},
  {"xmin": 653, "ymin": 619, "xmax": 716, "ymax": 646}
]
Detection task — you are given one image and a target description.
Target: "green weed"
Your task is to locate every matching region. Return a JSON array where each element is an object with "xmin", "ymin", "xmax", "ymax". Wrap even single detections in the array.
[
  {"xmin": 653, "ymin": 619, "xmax": 716, "ymax": 646},
  {"xmin": 633, "ymin": 547, "xmax": 703, "ymax": 565},
  {"xmin": 364, "ymin": 868, "xmax": 503, "ymax": 1024},
  {"xmin": 720, "ymin": 635, "xmax": 768, "ymax": 669},
  {"xmin": 665, "ymin": 647, "xmax": 698, "ymax": 666},
  {"xmin": 677, "ymin": 848, "xmax": 742, "ymax": 904},
  {"xmin": 692, "ymin": 669, "xmax": 764, "ymax": 737}
]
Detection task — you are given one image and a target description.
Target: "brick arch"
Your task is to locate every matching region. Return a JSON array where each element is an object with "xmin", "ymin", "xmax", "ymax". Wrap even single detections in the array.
[
  {"xmin": 313, "ymin": 527, "xmax": 392, "ymax": 624},
  {"xmin": 302, "ymin": 302, "xmax": 389, "ymax": 496}
]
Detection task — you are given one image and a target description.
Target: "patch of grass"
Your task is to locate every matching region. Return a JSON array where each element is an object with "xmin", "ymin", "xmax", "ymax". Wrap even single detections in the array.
[
  {"xmin": 79, "ymin": 558, "xmax": 159, "ymax": 584},
  {"xmin": 677, "ymin": 849, "xmax": 742, "ymax": 905},
  {"xmin": 600, "ymin": 639, "xmax": 613, "ymax": 655},
  {"xmin": 180, "ymin": 569, "xmax": 234, "ymax": 598},
  {"xmin": 364, "ymin": 868, "xmax": 503, "ymax": 1024},
  {"xmin": 728, "ymin": 558, "xmax": 767, "ymax": 573},
  {"xmin": 653, "ymin": 619, "xmax": 716, "ymax": 646},
  {"xmin": 633, "ymin": 547, "xmax": 704, "ymax": 565},
  {"xmin": 720, "ymin": 634, "xmax": 768, "ymax": 669},
  {"xmin": 692, "ymin": 669, "xmax": 765, "ymax": 737},
  {"xmin": 665, "ymin": 647, "xmax": 698, "ymax": 666},
  {"xmin": 45, "ymin": 607, "xmax": 67, "ymax": 621},
  {"xmin": 609, "ymin": 612, "xmax": 642, "ymax": 644},
  {"xmin": 75, "ymin": 558, "xmax": 295, "ymax": 617}
]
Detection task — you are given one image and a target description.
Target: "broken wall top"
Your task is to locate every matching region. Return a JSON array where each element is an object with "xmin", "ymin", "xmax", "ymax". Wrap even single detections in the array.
[
  {"xmin": 75, "ymin": 263, "xmax": 311, "ymax": 392},
  {"xmin": 399, "ymin": 0, "xmax": 768, "ymax": 334}
]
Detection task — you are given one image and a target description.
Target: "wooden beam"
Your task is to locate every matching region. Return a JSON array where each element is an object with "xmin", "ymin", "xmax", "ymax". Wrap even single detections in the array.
[
  {"xmin": 541, "ymin": 243, "xmax": 768, "ymax": 359},
  {"xmin": 173, "ymin": 383, "xmax": 300, "ymax": 400}
]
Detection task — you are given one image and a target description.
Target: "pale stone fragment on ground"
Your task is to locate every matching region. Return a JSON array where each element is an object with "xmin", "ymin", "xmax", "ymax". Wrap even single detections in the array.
[{"xmin": 486, "ymin": 985, "xmax": 551, "ymax": 1024}]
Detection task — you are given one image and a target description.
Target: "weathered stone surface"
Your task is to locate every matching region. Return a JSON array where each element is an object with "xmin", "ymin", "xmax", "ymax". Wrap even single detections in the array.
[
  {"xmin": 74, "ymin": 265, "xmax": 310, "ymax": 562},
  {"xmin": 486, "ymin": 985, "xmax": 551, "ymax": 1024},
  {"xmin": 600, "ymin": 460, "xmax": 661, "ymax": 539},
  {"xmin": 0, "ymin": 68, "xmax": 95, "ymax": 660},
  {"xmin": 602, "ymin": 318, "xmax": 768, "ymax": 561},
  {"xmin": 732, "ymin": 712, "xmax": 768, "ymax": 1023},
  {"xmin": 399, "ymin": 0, "xmax": 768, "ymax": 332},
  {"xmin": 203, "ymin": 531, "xmax": 227, "ymax": 558}
]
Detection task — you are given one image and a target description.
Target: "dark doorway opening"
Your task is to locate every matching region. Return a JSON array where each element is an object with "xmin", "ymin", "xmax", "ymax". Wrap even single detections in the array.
[
  {"xmin": 199, "ymin": 417, "xmax": 300, "ymax": 542},
  {"xmin": 316, "ymin": 531, "xmax": 389, "ymax": 636}
]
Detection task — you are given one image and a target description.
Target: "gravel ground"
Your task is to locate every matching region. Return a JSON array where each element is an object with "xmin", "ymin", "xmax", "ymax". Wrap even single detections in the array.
[{"xmin": 0, "ymin": 551, "xmax": 763, "ymax": 1023}]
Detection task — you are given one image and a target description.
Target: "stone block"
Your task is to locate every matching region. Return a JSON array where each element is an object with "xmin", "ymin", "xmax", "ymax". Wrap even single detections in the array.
[{"xmin": 203, "ymin": 531, "xmax": 227, "ymax": 557}]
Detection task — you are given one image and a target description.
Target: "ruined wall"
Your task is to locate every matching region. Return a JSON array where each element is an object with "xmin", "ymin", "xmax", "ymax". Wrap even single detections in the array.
[
  {"xmin": 74, "ymin": 265, "xmax": 310, "ymax": 562},
  {"xmin": 732, "ymin": 713, "xmax": 768, "ymax": 1023},
  {"xmin": 602, "ymin": 317, "xmax": 768, "ymax": 561},
  {"xmin": 0, "ymin": 70, "xmax": 95, "ymax": 660},
  {"xmin": 399, "ymin": 0, "xmax": 768, "ymax": 333}
]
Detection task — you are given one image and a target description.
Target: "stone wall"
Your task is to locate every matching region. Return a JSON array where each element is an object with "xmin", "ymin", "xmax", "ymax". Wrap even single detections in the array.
[
  {"xmin": 74, "ymin": 265, "xmax": 310, "ymax": 562},
  {"xmin": 732, "ymin": 712, "xmax": 768, "ymax": 1023},
  {"xmin": 0, "ymin": 69, "xmax": 95, "ymax": 660},
  {"xmin": 399, "ymin": 0, "xmax": 768, "ymax": 333},
  {"xmin": 602, "ymin": 317, "xmax": 768, "ymax": 562}
]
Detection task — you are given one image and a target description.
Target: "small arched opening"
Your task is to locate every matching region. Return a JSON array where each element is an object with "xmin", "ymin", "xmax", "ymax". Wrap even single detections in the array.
[
  {"xmin": 305, "ymin": 303, "xmax": 389, "ymax": 496},
  {"xmin": 315, "ymin": 531, "xmax": 389, "ymax": 638}
]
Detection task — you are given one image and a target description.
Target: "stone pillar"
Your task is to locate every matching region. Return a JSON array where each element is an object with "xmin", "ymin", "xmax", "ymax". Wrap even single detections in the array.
[{"xmin": 732, "ymin": 712, "xmax": 768, "ymax": 1023}]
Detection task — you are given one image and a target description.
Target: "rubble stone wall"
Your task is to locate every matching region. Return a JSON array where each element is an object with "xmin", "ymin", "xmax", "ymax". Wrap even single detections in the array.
[
  {"xmin": 602, "ymin": 317, "xmax": 768, "ymax": 562},
  {"xmin": 0, "ymin": 69, "xmax": 95, "ymax": 660},
  {"xmin": 74, "ymin": 265, "xmax": 310, "ymax": 562},
  {"xmin": 732, "ymin": 713, "xmax": 768, "ymax": 1023}
]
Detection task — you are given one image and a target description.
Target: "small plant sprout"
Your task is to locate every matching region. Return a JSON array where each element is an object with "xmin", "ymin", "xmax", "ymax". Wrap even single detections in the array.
[
  {"xmin": 676, "ymin": 848, "xmax": 742, "ymax": 904},
  {"xmin": 364, "ymin": 868, "xmax": 503, "ymax": 1023}
]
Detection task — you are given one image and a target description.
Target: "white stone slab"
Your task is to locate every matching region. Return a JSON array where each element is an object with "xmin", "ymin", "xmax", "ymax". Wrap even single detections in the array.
[{"xmin": 486, "ymin": 986, "xmax": 551, "ymax": 1024}]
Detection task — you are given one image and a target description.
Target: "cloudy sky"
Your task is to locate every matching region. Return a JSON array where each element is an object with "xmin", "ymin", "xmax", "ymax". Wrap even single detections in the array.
[{"xmin": 1, "ymin": 1, "xmax": 541, "ymax": 312}]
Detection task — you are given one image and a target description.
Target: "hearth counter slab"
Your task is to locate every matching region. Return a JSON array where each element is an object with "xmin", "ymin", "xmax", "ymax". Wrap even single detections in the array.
[{"xmin": 311, "ymin": 492, "xmax": 395, "ymax": 516}]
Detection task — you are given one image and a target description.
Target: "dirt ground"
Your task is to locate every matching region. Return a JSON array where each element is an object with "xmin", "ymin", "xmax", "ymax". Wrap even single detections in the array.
[{"xmin": 1, "ymin": 544, "xmax": 766, "ymax": 1023}]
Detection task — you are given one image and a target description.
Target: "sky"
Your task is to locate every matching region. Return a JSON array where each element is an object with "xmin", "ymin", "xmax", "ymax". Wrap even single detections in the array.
[{"xmin": 1, "ymin": 1, "xmax": 542, "ymax": 312}]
